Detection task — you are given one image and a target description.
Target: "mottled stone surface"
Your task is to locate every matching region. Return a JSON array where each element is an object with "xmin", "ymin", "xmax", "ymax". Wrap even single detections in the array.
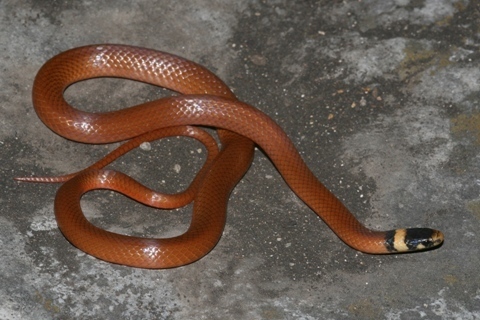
[{"xmin": 1, "ymin": 0, "xmax": 479, "ymax": 319}]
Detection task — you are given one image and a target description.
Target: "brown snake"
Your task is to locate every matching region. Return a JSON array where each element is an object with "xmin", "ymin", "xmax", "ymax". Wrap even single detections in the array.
[{"xmin": 18, "ymin": 45, "xmax": 444, "ymax": 268}]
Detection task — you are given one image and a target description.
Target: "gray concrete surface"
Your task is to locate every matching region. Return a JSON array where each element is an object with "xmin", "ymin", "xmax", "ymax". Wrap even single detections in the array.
[{"xmin": 1, "ymin": 0, "xmax": 479, "ymax": 319}]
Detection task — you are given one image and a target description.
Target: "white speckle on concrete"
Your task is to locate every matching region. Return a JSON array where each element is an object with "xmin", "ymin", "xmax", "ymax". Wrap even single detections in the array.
[
  {"xmin": 139, "ymin": 141, "xmax": 151, "ymax": 151},
  {"xmin": 173, "ymin": 164, "xmax": 181, "ymax": 173}
]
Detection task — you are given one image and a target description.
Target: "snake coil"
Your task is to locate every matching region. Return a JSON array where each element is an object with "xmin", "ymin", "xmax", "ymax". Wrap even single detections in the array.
[{"xmin": 17, "ymin": 45, "xmax": 443, "ymax": 268}]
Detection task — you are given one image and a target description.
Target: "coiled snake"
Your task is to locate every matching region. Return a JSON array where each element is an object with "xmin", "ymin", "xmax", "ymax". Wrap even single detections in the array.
[{"xmin": 17, "ymin": 45, "xmax": 443, "ymax": 268}]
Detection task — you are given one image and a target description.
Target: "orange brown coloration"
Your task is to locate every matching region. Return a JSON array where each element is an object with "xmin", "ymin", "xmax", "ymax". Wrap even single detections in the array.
[
  {"xmin": 17, "ymin": 125, "xmax": 220, "ymax": 208},
  {"xmin": 23, "ymin": 45, "xmax": 443, "ymax": 268}
]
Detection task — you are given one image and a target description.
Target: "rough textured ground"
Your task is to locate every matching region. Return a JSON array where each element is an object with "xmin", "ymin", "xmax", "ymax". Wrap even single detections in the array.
[{"xmin": 1, "ymin": 0, "xmax": 479, "ymax": 319}]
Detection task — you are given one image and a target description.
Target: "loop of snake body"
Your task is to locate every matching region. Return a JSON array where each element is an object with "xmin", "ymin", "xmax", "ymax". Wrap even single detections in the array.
[{"xmin": 21, "ymin": 44, "xmax": 443, "ymax": 268}]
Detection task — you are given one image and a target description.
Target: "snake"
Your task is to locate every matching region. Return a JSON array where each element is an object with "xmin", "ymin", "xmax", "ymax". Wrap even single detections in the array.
[{"xmin": 18, "ymin": 44, "xmax": 444, "ymax": 268}]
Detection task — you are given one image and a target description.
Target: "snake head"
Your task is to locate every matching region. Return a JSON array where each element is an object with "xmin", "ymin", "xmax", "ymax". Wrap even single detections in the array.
[{"xmin": 385, "ymin": 228, "xmax": 444, "ymax": 252}]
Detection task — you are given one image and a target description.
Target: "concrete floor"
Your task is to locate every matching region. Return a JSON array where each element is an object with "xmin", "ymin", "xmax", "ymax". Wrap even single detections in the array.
[{"xmin": 1, "ymin": 0, "xmax": 479, "ymax": 319}]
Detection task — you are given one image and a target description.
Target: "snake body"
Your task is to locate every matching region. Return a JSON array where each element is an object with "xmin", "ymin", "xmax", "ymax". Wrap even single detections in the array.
[{"xmin": 22, "ymin": 45, "xmax": 443, "ymax": 268}]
